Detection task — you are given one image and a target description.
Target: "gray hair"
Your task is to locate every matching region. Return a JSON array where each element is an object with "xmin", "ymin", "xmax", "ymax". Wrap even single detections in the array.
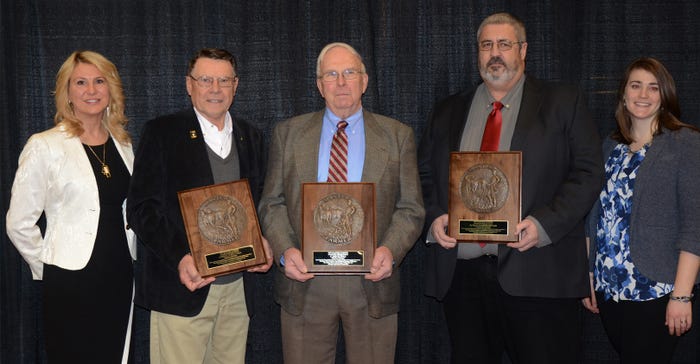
[
  {"xmin": 316, "ymin": 42, "xmax": 367, "ymax": 78},
  {"xmin": 477, "ymin": 12, "xmax": 527, "ymax": 43}
]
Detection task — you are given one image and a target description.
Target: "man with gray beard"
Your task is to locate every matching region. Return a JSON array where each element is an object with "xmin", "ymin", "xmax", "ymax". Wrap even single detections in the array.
[{"xmin": 419, "ymin": 12, "xmax": 603, "ymax": 364}]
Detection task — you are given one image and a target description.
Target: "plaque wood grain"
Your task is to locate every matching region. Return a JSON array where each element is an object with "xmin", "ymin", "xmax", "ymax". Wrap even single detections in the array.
[
  {"xmin": 448, "ymin": 152, "xmax": 522, "ymax": 242},
  {"xmin": 178, "ymin": 179, "xmax": 266, "ymax": 277},
  {"xmin": 302, "ymin": 183, "xmax": 376, "ymax": 274}
]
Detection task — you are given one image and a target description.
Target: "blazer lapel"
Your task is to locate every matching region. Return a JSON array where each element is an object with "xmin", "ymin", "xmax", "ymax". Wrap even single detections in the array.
[
  {"xmin": 175, "ymin": 110, "xmax": 215, "ymax": 186},
  {"xmin": 65, "ymin": 133, "xmax": 98, "ymax": 186},
  {"xmin": 510, "ymin": 77, "xmax": 544, "ymax": 151},
  {"xmin": 361, "ymin": 111, "xmax": 388, "ymax": 183},
  {"xmin": 449, "ymin": 91, "xmax": 474, "ymax": 151},
  {"xmin": 634, "ymin": 130, "xmax": 669, "ymax": 197},
  {"xmin": 294, "ymin": 112, "xmax": 323, "ymax": 182}
]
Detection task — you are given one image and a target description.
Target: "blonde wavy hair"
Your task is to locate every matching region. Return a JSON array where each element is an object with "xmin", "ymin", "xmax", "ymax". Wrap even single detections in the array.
[{"xmin": 54, "ymin": 50, "xmax": 130, "ymax": 144}]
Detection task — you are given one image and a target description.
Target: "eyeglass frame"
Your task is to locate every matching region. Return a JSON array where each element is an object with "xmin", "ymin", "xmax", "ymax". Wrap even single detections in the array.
[
  {"xmin": 318, "ymin": 68, "xmax": 365, "ymax": 82},
  {"xmin": 477, "ymin": 39, "xmax": 525, "ymax": 52},
  {"xmin": 188, "ymin": 74, "xmax": 238, "ymax": 88}
]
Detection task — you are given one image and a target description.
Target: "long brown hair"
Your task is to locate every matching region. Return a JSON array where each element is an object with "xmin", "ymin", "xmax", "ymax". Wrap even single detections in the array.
[
  {"xmin": 612, "ymin": 57, "xmax": 698, "ymax": 143},
  {"xmin": 54, "ymin": 50, "xmax": 130, "ymax": 144}
]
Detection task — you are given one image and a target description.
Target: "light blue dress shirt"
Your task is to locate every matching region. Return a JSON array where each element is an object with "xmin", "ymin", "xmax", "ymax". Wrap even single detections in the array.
[{"xmin": 317, "ymin": 108, "xmax": 365, "ymax": 182}]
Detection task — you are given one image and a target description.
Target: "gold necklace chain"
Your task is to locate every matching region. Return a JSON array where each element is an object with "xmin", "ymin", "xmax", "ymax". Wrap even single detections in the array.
[{"xmin": 86, "ymin": 143, "xmax": 111, "ymax": 178}]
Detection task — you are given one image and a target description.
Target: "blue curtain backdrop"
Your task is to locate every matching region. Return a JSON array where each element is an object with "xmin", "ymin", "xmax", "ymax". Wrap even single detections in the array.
[{"xmin": 2, "ymin": 1, "xmax": 699, "ymax": 363}]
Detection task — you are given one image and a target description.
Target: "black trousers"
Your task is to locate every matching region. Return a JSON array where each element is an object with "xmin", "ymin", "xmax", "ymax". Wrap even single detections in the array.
[
  {"xmin": 596, "ymin": 291, "xmax": 680, "ymax": 364},
  {"xmin": 443, "ymin": 256, "xmax": 581, "ymax": 364}
]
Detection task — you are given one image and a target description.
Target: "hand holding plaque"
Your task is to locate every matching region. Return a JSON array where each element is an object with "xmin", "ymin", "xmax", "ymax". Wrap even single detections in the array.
[
  {"xmin": 302, "ymin": 183, "xmax": 376, "ymax": 274},
  {"xmin": 178, "ymin": 179, "xmax": 267, "ymax": 277},
  {"xmin": 448, "ymin": 152, "xmax": 522, "ymax": 242}
]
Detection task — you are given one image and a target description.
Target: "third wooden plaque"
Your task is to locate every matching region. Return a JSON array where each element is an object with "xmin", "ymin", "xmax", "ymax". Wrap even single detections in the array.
[{"xmin": 448, "ymin": 152, "xmax": 521, "ymax": 242}]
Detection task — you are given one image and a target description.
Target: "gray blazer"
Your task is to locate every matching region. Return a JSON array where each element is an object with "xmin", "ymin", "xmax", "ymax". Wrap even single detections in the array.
[
  {"xmin": 588, "ymin": 127, "xmax": 700, "ymax": 284},
  {"xmin": 258, "ymin": 109, "xmax": 425, "ymax": 318}
]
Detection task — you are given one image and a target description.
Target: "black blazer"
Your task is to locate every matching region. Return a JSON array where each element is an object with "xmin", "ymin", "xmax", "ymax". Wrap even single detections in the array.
[
  {"xmin": 419, "ymin": 76, "xmax": 603, "ymax": 299},
  {"xmin": 127, "ymin": 109, "xmax": 266, "ymax": 316}
]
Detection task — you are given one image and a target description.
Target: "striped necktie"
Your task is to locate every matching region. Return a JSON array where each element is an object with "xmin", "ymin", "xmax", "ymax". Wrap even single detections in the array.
[{"xmin": 327, "ymin": 120, "xmax": 348, "ymax": 182}]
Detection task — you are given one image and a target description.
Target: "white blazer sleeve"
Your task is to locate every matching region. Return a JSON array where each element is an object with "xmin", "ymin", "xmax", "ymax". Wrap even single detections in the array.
[{"xmin": 6, "ymin": 135, "xmax": 50, "ymax": 279}]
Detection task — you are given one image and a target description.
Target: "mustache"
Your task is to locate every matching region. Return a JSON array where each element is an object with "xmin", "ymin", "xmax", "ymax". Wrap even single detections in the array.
[{"xmin": 486, "ymin": 57, "xmax": 506, "ymax": 67}]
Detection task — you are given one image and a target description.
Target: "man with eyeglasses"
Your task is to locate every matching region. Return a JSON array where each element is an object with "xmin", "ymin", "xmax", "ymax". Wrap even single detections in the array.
[
  {"xmin": 127, "ymin": 48, "xmax": 272, "ymax": 364},
  {"xmin": 258, "ymin": 42, "xmax": 424, "ymax": 364},
  {"xmin": 419, "ymin": 12, "xmax": 603, "ymax": 363}
]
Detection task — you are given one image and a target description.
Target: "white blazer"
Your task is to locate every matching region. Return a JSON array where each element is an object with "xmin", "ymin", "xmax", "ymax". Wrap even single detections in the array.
[{"xmin": 6, "ymin": 124, "xmax": 136, "ymax": 280}]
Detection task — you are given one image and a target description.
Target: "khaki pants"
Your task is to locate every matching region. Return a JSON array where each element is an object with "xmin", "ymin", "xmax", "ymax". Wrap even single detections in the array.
[{"xmin": 150, "ymin": 279, "xmax": 249, "ymax": 364}]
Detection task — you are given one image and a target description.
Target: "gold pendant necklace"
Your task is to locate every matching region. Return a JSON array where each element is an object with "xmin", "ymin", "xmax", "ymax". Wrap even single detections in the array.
[{"xmin": 86, "ymin": 143, "xmax": 111, "ymax": 178}]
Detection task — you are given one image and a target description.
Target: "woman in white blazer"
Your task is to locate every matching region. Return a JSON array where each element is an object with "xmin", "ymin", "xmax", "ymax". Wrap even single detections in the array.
[{"xmin": 6, "ymin": 51, "xmax": 136, "ymax": 364}]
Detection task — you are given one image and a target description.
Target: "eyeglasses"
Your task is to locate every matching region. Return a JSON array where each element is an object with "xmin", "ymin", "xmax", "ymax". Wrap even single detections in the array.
[
  {"xmin": 319, "ymin": 69, "xmax": 364, "ymax": 82},
  {"xmin": 478, "ymin": 40, "xmax": 524, "ymax": 52},
  {"xmin": 189, "ymin": 75, "xmax": 237, "ymax": 88}
]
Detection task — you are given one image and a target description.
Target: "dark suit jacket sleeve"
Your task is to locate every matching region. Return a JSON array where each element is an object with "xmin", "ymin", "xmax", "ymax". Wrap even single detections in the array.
[
  {"xmin": 418, "ymin": 106, "xmax": 444, "ymax": 232},
  {"xmin": 418, "ymin": 92, "xmax": 470, "ymax": 233},
  {"xmin": 127, "ymin": 118, "xmax": 191, "ymax": 271},
  {"xmin": 418, "ymin": 93, "xmax": 470, "ymax": 299}
]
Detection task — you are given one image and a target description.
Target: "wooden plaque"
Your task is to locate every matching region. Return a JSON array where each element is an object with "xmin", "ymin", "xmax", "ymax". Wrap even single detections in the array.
[
  {"xmin": 302, "ymin": 183, "xmax": 376, "ymax": 274},
  {"xmin": 177, "ymin": 179, "xmax": 266, "ymax": 277},
  {"xmin": 448, "ymin": 152, "xmax": 522, "ymax": 242}
]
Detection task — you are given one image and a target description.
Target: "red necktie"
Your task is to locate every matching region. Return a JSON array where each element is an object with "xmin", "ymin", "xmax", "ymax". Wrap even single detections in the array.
[
  {"xmin": 477, "ymin": 101, "xmax": 503, "ymax": 247},
  {"xmin": 480, "ymin": 101, "xmax": 503, "ymax": 152},
  {"xmin": 327, "ymin": 120, "xmax": 348, "ymax": 182}
]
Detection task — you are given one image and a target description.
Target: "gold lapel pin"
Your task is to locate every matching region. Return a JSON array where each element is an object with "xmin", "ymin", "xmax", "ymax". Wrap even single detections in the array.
[{"xmin": 189, "ymin": 130, "xmax": 198, "ymax": 139}]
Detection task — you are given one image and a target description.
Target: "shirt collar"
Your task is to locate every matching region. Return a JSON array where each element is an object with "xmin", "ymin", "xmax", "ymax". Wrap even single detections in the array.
[
  {"xmin": 193, "ymin": 107, "xmax": 232, "ymax": 135},
  {"xmin": 486, "ymin": 75, "xmax": 526, "ymax": 110},
  {"xmin": 324, "ymin": 107, "xmax": 363, "ymax": 131}
]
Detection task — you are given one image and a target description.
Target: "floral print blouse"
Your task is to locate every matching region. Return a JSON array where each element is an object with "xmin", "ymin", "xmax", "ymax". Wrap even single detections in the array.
[{"xmin": 594, "ymin": 143, "xmax": 673, "ymax": 301}]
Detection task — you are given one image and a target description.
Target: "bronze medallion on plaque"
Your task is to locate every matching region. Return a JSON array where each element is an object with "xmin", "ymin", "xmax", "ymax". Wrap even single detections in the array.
[
  {"xmin": 448, "ymin": 152, "xmax": 522, "ymax": 242},
  {"xmin": 302, "ymin": 182, "xmax": 376, "ymax": 274},
  {"xmin": 177, "ymin": 179, "xmax": 266, "ymax": 277}
]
